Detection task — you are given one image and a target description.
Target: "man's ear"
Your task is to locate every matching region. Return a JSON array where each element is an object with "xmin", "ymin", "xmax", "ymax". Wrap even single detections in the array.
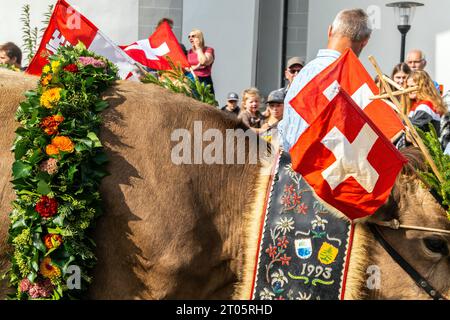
[
  {"xmin": 361, "ymin": 37, "xmax": 370, "ymax": 49},
  {"xmin": 327, "ymin": 25, "xmax": 333, "ymax": 38}
]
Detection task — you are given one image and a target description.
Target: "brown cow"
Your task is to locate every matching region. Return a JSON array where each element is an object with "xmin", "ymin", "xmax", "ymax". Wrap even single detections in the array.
[{"xmin": 0, "ymin": 69, "xmax": 449, "ymax": 299}]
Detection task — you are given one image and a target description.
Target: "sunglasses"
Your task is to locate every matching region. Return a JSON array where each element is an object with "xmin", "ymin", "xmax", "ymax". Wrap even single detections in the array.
[
  {"xmin": 188, "ymin": 35, "xmax": 196, "ymax": 39},
  {"xmin": 288, "ymin": 68, "xmax": 301, "ymax": 75}
]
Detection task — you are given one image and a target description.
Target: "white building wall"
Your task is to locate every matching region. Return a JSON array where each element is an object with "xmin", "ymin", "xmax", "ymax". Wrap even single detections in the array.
[
  {"xmin": 0, "ymin": 0, "xmax": 139, "ymax": 65},
  {"xmin": 182, "ymin": 0, "xmax": 259, "ymax": 107},
  {"xmin": 307, "ymin": 0, "xmax": 450, "ymax": 92}
]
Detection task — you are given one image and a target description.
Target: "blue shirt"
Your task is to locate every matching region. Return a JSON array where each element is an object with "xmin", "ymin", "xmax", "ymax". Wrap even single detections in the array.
[{"xmin": 279, "ymin": 49, "xmax": 341, "ymax": 151}]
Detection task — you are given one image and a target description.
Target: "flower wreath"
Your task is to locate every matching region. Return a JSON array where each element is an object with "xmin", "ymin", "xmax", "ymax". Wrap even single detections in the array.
[{"xmin": 6, "ymin": 42, "xmax": 118, "ymax": 299}]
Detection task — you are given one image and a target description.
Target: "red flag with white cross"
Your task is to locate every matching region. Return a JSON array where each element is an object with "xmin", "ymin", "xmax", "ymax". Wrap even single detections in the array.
[
  {"xmin": 289, "ymin": 48, "xmax": 404, "ymax": 141},
  {"xmin": 290, "ymin": 89, "xmax": 407, "ymax": 220},
  {"xmin": 26, "ymin": 0, "xmax": 138, "ymax": 80},
  {"xmin": 121, "ymin": 21, "xmax": 189, "ymax": 70}
]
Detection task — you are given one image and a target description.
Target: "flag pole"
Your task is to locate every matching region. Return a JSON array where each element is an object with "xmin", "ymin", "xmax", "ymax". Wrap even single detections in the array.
[{"xmin": 368, "ymin": 56, "xmax": 444, "ymax": 183}]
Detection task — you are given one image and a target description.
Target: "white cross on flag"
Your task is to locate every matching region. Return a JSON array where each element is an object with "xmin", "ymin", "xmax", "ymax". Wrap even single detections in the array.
[
  {"xmin": 290, "ymin": 90, "xmax": 407, "ymax": 220},
  {"xmin": 289, "ymin": 48, "xmax": 404, "ymax": 141},
  {"xmin": 120, "ymin": 21, "xmax": 189, "ymax": 70},
  {"xmin": 26, "ymin": 0, "xmax": 139, "ymax": 80}
]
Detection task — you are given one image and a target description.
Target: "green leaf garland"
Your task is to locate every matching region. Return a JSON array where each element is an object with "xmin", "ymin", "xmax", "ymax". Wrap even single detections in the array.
[{"xmin": 6, "ymin": 42, "xmax": 118, "ymax": 300}]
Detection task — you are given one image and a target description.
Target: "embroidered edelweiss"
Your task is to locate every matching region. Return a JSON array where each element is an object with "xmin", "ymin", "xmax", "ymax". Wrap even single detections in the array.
[{"xmin": 275, "ymin": 217, "xmax": 295, "ymax": 235}]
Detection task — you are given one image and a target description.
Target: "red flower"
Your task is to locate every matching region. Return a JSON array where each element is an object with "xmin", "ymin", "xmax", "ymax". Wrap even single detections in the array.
[
  {"xmin": 292, "ymin": 193, "xmax": 302, "ymax": 205},
  {"xmin": 284, "ymin": 184, "xmax": 295, "ymax": 195},
  {"xmin": 277, "ymin": 236, "xmax": 289, "ymax": 249},
  {"xmin": 35, "ymin": 196, "xmax": 58, "ymax": 218},
  {"xmin": 296, "ymin": 203, "xmax": 308, "ymax": 215},
  {"xmin": 280, "ymin": 254, "xmax": 292, "ymax": 266},
  {"xmin": 63, "ymin": 63, "xmax": 78, "ymax": 73},
  {"xmin": 275, "ymin": 296, "xmax": 285, "ymax": 300},
  {"xmin": 265, "ymin": 244, "xmax": 277, "ymax": 259},
  {"xmin": 281, "ymin": 195, "xmax": 291, "ymax": 207}
]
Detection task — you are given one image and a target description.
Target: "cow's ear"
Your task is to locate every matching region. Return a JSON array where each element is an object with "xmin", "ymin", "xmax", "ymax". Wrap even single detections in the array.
[{"xmin": 368, "ymin": 186, "xmax": 401, "ymax": 224}]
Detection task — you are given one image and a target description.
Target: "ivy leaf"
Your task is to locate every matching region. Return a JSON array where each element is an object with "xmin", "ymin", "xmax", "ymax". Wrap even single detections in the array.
[
  {"xmin": 52, "ymin": 215, "xmax": 65, "ymax": 227},
  {"xmin": 68, "ymin": 165, "xmax": 78, "ymax": 182},
  {"xmin": 31, "ymin": 249, "xmax": 40, "ymax": 271},
  {"xmin": 94, "ymin": 100, "xmax": 108, "ymax": 112},
  {"xmin": 33, "ymin": 233, "xmax": 47, "ymax": 253},
  {"xmin": 27, "ymin": 271, "xmax": 37, "ymax": 283},
  {"xmin": 14, "ymin": 139, "xmax": 29, "ymax": 160},
  {"xmin": 11, "ymin": 217, "xmax": 27, "ymax": 230},
  {"xmin": 12, "ymin": 161, "xmax": 32, "ymax": 179},
  {"xmin": 87, "ymin": 132, "xmax": 102, "ymax": 148},
  {"xmin": 37, "ymin": 180, "xmax": 51, "ymax": 195}
]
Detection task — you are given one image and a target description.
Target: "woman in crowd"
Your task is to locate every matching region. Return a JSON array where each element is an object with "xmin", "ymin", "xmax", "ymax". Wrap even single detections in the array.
[
  {"xmin": 187, "ymin": 29, "xmax": 215, "ymax": 94},
  {"xmin": 0, "ymin": 42, "xmax": 22, "ymax": 70},
  {"xmin": 238, "ymin": 87, "xmax": 267, "ymax": 134},
  {"xmin": 407, "ymin": 70, "xmax": 447, "ymax": 134},
  {"xmin": 391, "ymin": 62, "xmax": 411, "ymax": 88}
]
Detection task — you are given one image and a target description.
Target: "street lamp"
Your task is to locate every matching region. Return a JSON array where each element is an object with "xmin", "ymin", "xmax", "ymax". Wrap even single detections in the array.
[{"xmin": 386, "ymin": 1, "xmax": 424, "ymax": 62}]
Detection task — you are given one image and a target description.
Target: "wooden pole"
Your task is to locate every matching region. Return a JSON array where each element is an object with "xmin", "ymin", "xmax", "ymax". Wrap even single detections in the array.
[
  {"xmin": 368, "ymin": 55, "xmax": 444, "ymax": 183},
  {"xmin": 370, "ymin": 86, "xmax": 419, "ymax": 100}
]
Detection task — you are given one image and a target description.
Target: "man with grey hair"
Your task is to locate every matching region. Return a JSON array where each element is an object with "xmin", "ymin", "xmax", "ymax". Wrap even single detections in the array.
[
  {"xmin": 279, "ymin": 8, "xmax": 372, "ymax": 151},
  {"xmin": 407, "ymin": 49, "xmax": 441, "ymax": 92}
]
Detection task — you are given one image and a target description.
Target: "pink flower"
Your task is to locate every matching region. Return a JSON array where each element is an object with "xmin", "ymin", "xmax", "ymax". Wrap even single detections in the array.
[
  {"xmin": 292, "ymin": 193, "xmax": 302, "ymax": 205},
  {"xmin": 19, "ymin": 278, "xmax": 32, "ymax": 292},
  {"xmin": 78, "ymin": 56, "xmax": 105, "ymax": 68},
  {"xmin": 297, "ymin": 203, "xmax": 308, "ymax": 215},
  {"xmin": 27, "ymin": 279, "xmax": 54, "ymax": 298},
  {"xmin": 39, "ymin": 158, "xmax": 58, "ymax": 175}
]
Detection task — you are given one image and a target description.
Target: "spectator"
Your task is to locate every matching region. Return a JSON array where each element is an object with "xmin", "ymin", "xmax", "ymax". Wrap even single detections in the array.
[
  {"xmin": 260, "ymin": 90, "xmax": 285, "ymax": 146},
  {"xmin": 238, "ymin": 87, "xmax": 266, "ymax": 133},
  {"xmin": 407, "ymin": 70, "xmax": 447, "ymax": 134},
  {"xmin": 280, "ymin": 9, "xmax": 372, "ymax": 151},
  {"xmin": 406, "ymin": 49, "xmax": 440, "ymax": 93},
  {"xmin": 221, "ymin": 92, "xmax": 240, "ymax": 116},
  {"xmin": 187, "ymin": 29, "xmax": 215, "ymax": 95},
  {"xmin": 157, "ymin": 18, "xmax": 187, "ymax": 56},
  {"xmin": 391, "ymin": 62, "xmax": 411, "ymax": 88},
  {"xmin": 0, "ymin": 42, "xmax": 22, "ymax": 69},
  {"xmin": 281, "ymin": 57, "xmax": 305, "ymax": 94},
  {"xmin": 440, "ymin": 113, "xmax": 450, "ymax": 154}
]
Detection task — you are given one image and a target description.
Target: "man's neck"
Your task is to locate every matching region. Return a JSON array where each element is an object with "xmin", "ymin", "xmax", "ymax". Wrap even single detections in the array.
[{"xmin": 327, "ymin": 36, "xmax": 361, "ymax": 57}]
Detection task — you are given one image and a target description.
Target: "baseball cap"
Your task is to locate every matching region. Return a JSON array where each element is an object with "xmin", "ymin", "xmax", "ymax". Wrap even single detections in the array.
[
  {"xmin": 287, "ymin": 57, "xmax": 305, "ymax": 69},
  {"xmin": 227, "ymin": 92, "xmax": 239, "ymax": 101},
  {"xmin": 266, "ymin": 90, "xmax": 285, "ymax": 104}
]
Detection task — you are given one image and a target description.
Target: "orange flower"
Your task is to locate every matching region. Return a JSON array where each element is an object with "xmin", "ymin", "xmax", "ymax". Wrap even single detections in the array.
[
  {"xmin": 41, "ymin": 74, "xmax": 52, "ymax": 87},
  {"xmin": 46, "ymin": 144, "xmax": 59, "ymax": 156},
  {"xmin": 44, "ymin": 234, "xmax": 63, "ymax": 250},
  {"xmin": 51, "ymin": 136, "xmax": 74, "ymax": 153},
  {"xmin": 39, "ymin": 257, "xmax": 61, "ymax": 279},
  {"xmin": 40, "ymin": 115, "xmax": 64, "ymax": 135}
]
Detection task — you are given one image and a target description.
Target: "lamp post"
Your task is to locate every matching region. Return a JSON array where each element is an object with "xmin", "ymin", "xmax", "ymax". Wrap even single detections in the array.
[{"xmin": 386, "ymin": 1, "xmax": 424, "ymax": 62}]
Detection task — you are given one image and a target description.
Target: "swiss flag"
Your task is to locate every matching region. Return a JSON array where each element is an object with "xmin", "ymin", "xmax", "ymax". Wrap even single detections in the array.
[
  {"xmin": 290, "ymin": 90, "xmax": 407, "ymax": 220},
  {"xmin": 26, "ymin": 0, "xmax": 138, "ymax": 79},
  {"xmin": 121, "ymin": 22, "xmax": 189, "ymax": 70},
  {"xmin": 289, "ymin": 48, "xmax": 404, "ymax": 141}
]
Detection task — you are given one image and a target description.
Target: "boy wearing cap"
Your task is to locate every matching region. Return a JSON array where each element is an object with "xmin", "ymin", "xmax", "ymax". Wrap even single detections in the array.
[
  {"xmin": 260, "ymin": 90, "xmax": 285, "ymax": 146},
  {"xmin": 221, "ymin": 92, "xmax": 241, "ymax": 116}
]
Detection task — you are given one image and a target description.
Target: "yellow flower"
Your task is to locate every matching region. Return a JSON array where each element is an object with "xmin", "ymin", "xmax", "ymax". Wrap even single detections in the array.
[
  {"xmin": 40, "ymin": 257, "xmax": 61, "ymax": 279},
  {"xmin": 42, "ymin": 65, "xmax": 51, "ymax": 74},
  {"xmin": 40, "ymin": 87, "xmax": 61, "ymax": 109},
  {"xmin": 51, "ymin": 60, "xmax": 61, "ymax": 72}
]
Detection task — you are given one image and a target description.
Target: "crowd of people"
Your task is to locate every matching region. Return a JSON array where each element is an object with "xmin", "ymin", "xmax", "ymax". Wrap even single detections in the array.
[{"xmin": 1, "ymin": 10, "xmax": 450, "ymax": 154}]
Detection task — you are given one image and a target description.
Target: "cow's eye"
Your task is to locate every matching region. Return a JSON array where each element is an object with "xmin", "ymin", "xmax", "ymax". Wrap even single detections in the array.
[{"xmin": 423, "ymin": 237, "xmax": 449, "ymax": 256}]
